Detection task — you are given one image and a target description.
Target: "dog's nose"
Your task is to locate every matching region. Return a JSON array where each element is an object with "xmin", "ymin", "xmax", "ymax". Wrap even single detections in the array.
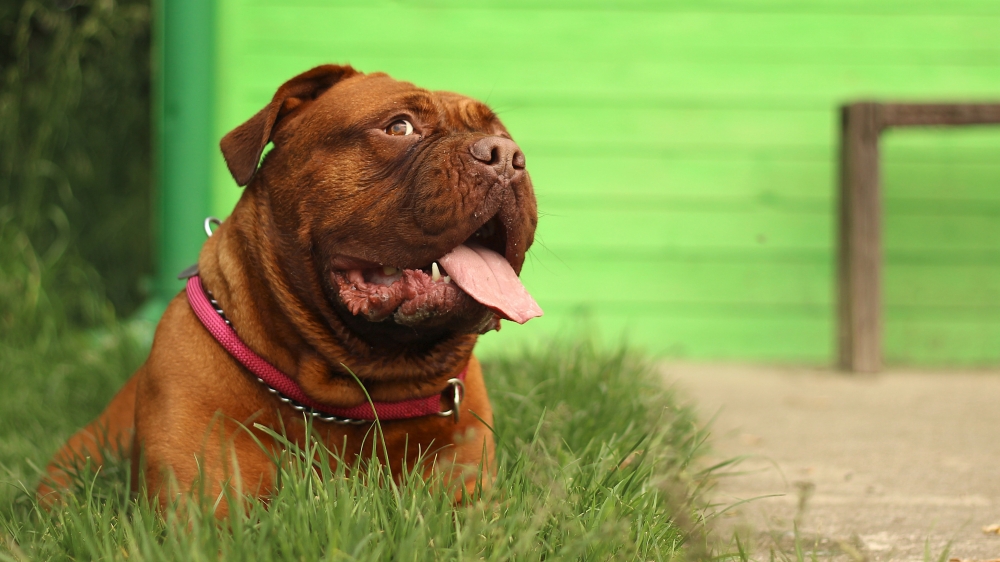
[{"xmin": 469, "ymin": 136, "xmax": 525, "ymax": 176}]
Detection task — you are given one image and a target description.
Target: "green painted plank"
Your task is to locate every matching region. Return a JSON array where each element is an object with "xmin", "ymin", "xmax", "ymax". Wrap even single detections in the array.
[
  {"xmin": 480, "ymin": 303, "xmax": 1000, "ymax": 365},
  {"xmin": 503, "ymin": 108, "xmax": 835, "ymax": 150},
  {"xmin": 475, "ymin": 299, "xmax": 1000, "ymax": 365},
  {"xmin": 532, "ymin": 206, "xmax": 1000, "ymax": 253},
  {"xmin": 885, "ymin": 320, "xmax": 1000, "ymax": 365},
  {"xmin": 227, "ymin": 87, "xmax": 996, "ymax": 113},
  {"xmin": 520, "ymin": 141, "xmax": 1000, "ymax": 163},
  {"xmin": 886, "ymin": 305, "xmax": 1000, "ymax": 321},
  {"xmin": 518, "ymin": 256, "xmax": 832, "ymax": 306},
  {"xmin": 474, "ymin": 302, "xmax": 832, "ymax": 362},
  {"xmin": 244, "ymin": 8, "xmax": 1000, "ymax": 52},
  {"xmin": 481, "ymin": 295, "xmax": 1000, "ymax": 367},
  {"xmin": 537, "ymin": 194, "xmax": 830, "ymax": 214},
  {"xmin": 260, "ymin": 0, "xmax": 1000, "ymax": 17},
  {"xmin": 885, "ymin": 213, "xmax": 1000, "ymax": 250},
  {"xmin": 520, "ymin": 252, "xmax": 1000, "ymax": 307},
  {"xmin": 884, "ymin": 264, "xmax": 1000, "ymax": 307},
  {"xmin": 507, "ymin": 108, "xmax": 1000, "ymax": 151},
  {"xmin": 238, "ymin": 42, "xmax": 1000, "ymax": 72},
  {"xmin": 531, "ymin": 174, "xmax": 1000, "ymax": 209},
  {"xmin": 530, "ymin": 156, "xmax": 834, "ymax": 199},
  {"xmin": 537, "ymin": 193, "xmax": 1000, "ymax": 214},
  {"xmin": 250, "ymin": 43, "xmax": 1000, "ymax": 68},
  {"xmin": 233, "ymin": 56, "xmax": 1000, "ymax": 106},
  {"xmin": 532, "ymin": 208, "xmax": 830, "ymax": 251},
  {"xmin": 528, "ymin": 245, "xmax": 1000, "ymax": 265}
]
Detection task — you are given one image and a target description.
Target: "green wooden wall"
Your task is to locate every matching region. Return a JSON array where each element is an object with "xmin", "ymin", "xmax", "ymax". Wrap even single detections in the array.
[{"xmin": 207, "ymin": 0, "xmax": 1000, "ymax": 364}]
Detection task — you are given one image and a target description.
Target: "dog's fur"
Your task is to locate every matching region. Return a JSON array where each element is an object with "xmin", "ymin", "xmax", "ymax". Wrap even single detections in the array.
[{"xmin": 39, "ymin": 65, "xmax": 538, "ymax": 512}]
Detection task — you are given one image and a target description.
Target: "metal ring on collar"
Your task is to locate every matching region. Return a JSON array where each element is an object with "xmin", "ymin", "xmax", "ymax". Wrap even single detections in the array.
[
  {"xmin": 204, "ymin": 216, "xmax": 222, "ymax": 238},
  {"xmin": 437, "ymin": 377, "xmax": 465, "ymax": 423}
]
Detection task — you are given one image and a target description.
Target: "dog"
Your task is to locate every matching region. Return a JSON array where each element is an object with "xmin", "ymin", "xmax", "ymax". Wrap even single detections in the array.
[{"xmin": 39, "ymin": 64, "xmax": 541, "ymax": 512}]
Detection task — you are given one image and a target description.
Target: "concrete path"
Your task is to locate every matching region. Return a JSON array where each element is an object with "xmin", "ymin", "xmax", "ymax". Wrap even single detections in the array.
[{"xmin": 663, "ymin": 363, "xmax": 1000, "ymax": 561}]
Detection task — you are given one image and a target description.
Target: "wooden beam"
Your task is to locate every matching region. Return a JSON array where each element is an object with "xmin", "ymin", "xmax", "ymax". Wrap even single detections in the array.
[
  {"xmin": 838, "ymin": 102, "xmax": 883, "ymax": 373},
  {"xmin": 881, "ymin": 103, "xmax": 1000, "ymax": 127}
]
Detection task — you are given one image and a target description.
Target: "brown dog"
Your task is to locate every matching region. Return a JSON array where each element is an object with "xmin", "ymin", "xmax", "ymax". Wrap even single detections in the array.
[{"xmin": 39, "ymin": 65, "xmax": 541, "ymax": 512}]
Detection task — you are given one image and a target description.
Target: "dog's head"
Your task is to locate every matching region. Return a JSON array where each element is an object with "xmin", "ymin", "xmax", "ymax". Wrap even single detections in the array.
[{"xmin": 220, "ymin": 65, "xmax": 541, "ymax": 351}]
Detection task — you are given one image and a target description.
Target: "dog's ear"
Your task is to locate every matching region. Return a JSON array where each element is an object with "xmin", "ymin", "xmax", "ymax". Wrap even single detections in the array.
[{"xmin": 220, "ymin": 64, "xmax": 359, "ymax": 186}]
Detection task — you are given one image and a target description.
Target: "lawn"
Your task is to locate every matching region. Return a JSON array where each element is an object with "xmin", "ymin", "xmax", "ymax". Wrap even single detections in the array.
[{"xmin": 0, "ymin": 326, "xmax": 728, "ymax": 561}]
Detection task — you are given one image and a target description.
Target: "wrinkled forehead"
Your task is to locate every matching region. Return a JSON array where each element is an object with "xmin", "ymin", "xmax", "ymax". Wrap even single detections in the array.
[
  {"xmin": 431, "ymin": 91, "xmax": 499, "ymax": 132},
  {"xmin": 320, "ymin": 73, "xmax": 500, "ymax": 132}
]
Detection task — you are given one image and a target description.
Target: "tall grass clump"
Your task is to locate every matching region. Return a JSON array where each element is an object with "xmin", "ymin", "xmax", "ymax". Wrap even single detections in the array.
[
  {"xmin": 0, "ymin": 0, "xmax": 152, "ymax": 349},
  {"xmin": 0, "ymin": 0, "xmax": 153, "ymax": 517},
  {"xmin": 1, "ymin": 340, "xmax": 721, "ymax": 561}
]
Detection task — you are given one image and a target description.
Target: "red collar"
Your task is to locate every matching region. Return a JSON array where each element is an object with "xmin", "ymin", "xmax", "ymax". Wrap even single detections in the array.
[{"xmin": 185, "ymin": 275, "xmax": 466, "ymax": 423}]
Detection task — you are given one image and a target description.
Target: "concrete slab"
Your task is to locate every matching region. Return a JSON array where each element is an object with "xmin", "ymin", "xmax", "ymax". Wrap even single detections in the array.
[{"xmin": 663, "ymin": 363, "xmax": 1000, "ymax": 561}]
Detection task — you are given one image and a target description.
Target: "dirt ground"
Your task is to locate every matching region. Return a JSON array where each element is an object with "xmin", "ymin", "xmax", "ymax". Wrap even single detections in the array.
[{"xmin": 663, "ymin": 363, "xmax": 1000, "ymax": 562}]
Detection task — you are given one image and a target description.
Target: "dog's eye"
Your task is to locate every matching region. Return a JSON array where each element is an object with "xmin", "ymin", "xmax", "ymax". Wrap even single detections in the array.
[{"xmin": 385, "ymin": 119, "xmax": 414, "ymax": 136}]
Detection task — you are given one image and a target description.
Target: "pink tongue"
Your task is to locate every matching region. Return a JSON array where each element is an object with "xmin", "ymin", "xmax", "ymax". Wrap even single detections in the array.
[{"xmin": 438, "ymin": 243, "xmax": 543, "ymax": 324}]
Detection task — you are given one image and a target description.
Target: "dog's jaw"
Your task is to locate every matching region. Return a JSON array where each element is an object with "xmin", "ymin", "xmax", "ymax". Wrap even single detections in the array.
[
  {"xmin": 327, "ymin": 209, "xmax": 540, "ymax": 336},
  {"xmin": 331, "ymin": 265, "xmax": 498, "ymax": 331}
]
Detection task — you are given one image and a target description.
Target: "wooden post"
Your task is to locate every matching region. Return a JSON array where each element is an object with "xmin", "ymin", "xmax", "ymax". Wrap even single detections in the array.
[{"xmin": 838, "ymin": 103, "xmax": 883, "ymax": 372}]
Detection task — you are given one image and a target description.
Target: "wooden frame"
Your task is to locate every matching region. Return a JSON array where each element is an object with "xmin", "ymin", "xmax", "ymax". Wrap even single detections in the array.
[{"xmin": 838, "ymin": 102, "xmax": 1000, "ymax": 372}]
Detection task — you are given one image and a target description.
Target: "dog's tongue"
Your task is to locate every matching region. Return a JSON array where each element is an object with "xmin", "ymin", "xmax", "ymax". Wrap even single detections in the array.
[{"xmin": 438, "ymin": 243, "xmax": 543, "ymax": 324}]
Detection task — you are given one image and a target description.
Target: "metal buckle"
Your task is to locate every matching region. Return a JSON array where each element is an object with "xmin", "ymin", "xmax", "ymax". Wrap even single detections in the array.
[{"xmin": 437, "ymin": 378, "xmax": 465, "ymax": 423}]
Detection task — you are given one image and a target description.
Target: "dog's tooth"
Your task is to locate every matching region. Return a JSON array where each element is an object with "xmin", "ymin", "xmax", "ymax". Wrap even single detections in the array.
[
  {"xmin": 443, "ymin": 275, "xmax": 451, "ymax": 284},
  {"xmin": 383, "ymin": 266, "xmax": 399, "ymax": 276},
  {"xmin": 431, "ymin": 262, "xmax": 441, "ymax": 282}
]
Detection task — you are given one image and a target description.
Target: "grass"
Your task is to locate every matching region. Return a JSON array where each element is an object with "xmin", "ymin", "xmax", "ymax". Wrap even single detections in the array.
[{"xmin": 0, "ymin": 330, "xmax": 726, "ymax": 561}]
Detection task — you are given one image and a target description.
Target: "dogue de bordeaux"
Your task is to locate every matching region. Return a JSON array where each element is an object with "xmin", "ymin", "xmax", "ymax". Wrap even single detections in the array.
[{"xmin": 39, "ymin": 64, "xmax": 542, "ymax": 512}]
